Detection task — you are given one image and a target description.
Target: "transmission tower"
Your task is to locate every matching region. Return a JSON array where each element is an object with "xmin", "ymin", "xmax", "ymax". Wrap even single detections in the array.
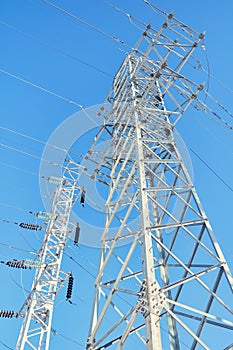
[
  {"xmin": 16, "ymin": 160, "xmax": 81, "ymax": 350},
  {"xmin": 84, "ymin": 11, "xmax": 233, "ymax": 350}
]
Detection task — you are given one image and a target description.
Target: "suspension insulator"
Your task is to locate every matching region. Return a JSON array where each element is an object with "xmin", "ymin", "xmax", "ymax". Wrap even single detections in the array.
[
  {"xmin": 35, "ymin": 211, "xmax": 55, "ymax": 220},
  {"xmin": 18, "ymin": 222, "xmax": 43, "ymax": 231},
  {"xmin": 0, "ymin": 310, "xmax": 15, "ymax": 318},
  {"xmin": 74, "ymin": 223, "xmax": 80, "ymax": 246},
  {"xmin": 80, "ymin": 188, "xmax": 86, "ymax": 207},
  {"xmin": 5, "ymin": 260, "xmax": 28, "ymax": 269},
  {"xmin": 66, "ymin": 275, "xmax": 74, "ymax": 300}
]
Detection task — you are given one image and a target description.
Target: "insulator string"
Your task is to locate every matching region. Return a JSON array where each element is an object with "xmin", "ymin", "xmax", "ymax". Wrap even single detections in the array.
[{"xmin": 66, "ymin": 274, "xmax": 74, "ymax": 301}]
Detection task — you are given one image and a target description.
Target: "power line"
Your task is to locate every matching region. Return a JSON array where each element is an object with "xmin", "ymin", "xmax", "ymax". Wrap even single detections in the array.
[
  {"xmin": 103, "ymin": 1, "xmax": 233, "ymax": 133},
  {"xmin": 0, "ymin": 20, "xmax": 112, "ymax": 78},
  {"xmin": 0, "ymin": 142, "xmax": 60, "ymax": 171},
  {"xmin": 1, "ymin": 122, "xmax": 233, "ymax": 212},
  {"xmin": 100, "ymin": 1, "xmax": 233, "ymax": 134},
  {"xmin": 1, "ymin": 3, "xmax": 233, "ymax": 348},
  {"xmin": 0, "ymin": 202, "xmax": 30, "ymax": 213},
  {"xmin": 0, "ymin": 145, "xmax": 82, "ymax": 183},
  {"xmin": 0, "ymin": 125, "xmax": 68, "ymax": 154},
  {"xmin": 195, "ymin": 97, "xmax": 233, "ymax": 132},
  {"xmin": 64, "ymin": 252, "xmax": 96, "ymax": 279},
  {"xmin": 42, "ymin": 0, "xmax": 128, "ymax": 47},
  {"xmin": 0, "ymin": 242, "xmax": 37, "ymax": 255},
  {"xmin": 0, "ymin": 67, "xmax": 103, "ymax": 128},
  {"xmin": 2, "ymin": 2, "xmax": 233, "ymax": 137},
  {"xmin": 143, "ymin": 0, "xmax": 200, "ymax": 35},
  {"xmin": 1, "ymin": 105, "xmax": 233, "ymax": 201},
  {"xmin": 189, "ymin": 147, "xmax": 233, "ymax": 193},
  {"xmin": 204, "ymin": 89, "xmax": 233, "ymax": 121},
  {"xmin": 0, "ymin": 240, "xmax": 198, "ymax": 350},
  {"xmin": 0, "ymin": 339, "xmax": 14, "ymax": 350},
  {"xmin": 100, "ymin": 0, "xmax": 147, "ymax": 31},
  {"xmin": 0, "ymin": 141, "xmax": 65, "ymax": 168},
  {"xmin": 0, "ymin": 160, "xmax": 37, "ymax": 176},
  {"xmin": 55, "ymin": 333, "xmax": 83, "ymax": 348},
  {"xmin": 105, "ymin": 1, "xmax": 233, "ymax": 131},
  {"xmin": 0, "ymin": 68, "xmax": 84, "ymax": 108},
  {"xmin": 0, "ymin": 124, "xmax": 87, "ymax": 161},
  {"xmin": 64, "ymin": 251, "xmax": 192, "ymax": 349},
  {"xmin": 0, "ymin": 139, "xmax": 91, "ymax": 196},
  {"xmin": 0, "ymin": 212, "xmax": 215, "ymax": 350},
  {"xmin": 2, "ymin": 7, "xmax": 233, "ymax": 140},
  {"xmin": 7, "ymin": 269, "xmax": 31, "ymax": 295},
  {"xmin": 1, "ymin": 272, "xmax": 83, "ymax": 348}
]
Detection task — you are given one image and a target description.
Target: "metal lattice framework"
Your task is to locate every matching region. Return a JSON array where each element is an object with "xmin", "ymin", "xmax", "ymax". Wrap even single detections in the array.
[
  {"xmin": 84, "ymin": 12, "xmax": 233, "ymax": 350},
  {"xmin": 16, "ymin": 160, "xmax": 81, "ymax": 350}
]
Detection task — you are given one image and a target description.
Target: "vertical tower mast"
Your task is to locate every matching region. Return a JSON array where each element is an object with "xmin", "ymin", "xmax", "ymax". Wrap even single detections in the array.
[
  {"xmin": 16, "ymin": 160, "xmax": 81, "ymax": 350},
  {"xmin": 85, "ymin": 11, "xmax": 233, "ymax": 350}
]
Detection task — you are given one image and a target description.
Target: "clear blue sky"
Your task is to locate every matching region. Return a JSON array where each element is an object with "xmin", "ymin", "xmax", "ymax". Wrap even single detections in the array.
[{"xmin": 0, "ymin": 0, "xmax": 233, "ymax": 349}]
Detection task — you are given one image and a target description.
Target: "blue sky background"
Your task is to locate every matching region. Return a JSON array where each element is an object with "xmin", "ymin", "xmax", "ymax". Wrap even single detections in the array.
[{"xmin": 0, "ymin": 0, "xmax": 233, "ymax": 349}]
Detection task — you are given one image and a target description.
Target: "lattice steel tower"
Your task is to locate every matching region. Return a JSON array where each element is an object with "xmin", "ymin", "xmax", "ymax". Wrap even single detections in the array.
[
  {"xmin": 16, "ymin": 160, "xmax": 81, "ymax": 349},
  {"xmin": 85, "ymin": 11, "xmax": 233, "ymax": 350}
]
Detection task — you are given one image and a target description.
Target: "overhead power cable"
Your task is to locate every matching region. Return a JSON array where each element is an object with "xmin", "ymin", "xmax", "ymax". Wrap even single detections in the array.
[
  {"xmin": 0, "ymin": 68, "xmax": 84, "ymax": 108},
  {"xmin": 195, "ymin": 97, "xmax": 233, "ymax": 132},
  {"xmin": 64, "ymin": 252, "xmax": 96, "ymax": 279},
  {"xmin": 54, "ymin": 332, "xmax": 83, "ymax": 347},
  {"xmin": 0, "ymin": 160, "xmax": 37, "ymax": 176},
  {"xmin": 0, "ymin": 340, "xmax": 14, "ymax": 350},
  {"xmin": 204, "ymin": 90, "xmax": 233, "ymax": 121},
  {"xmin": 2, "ymin": 3, "xmax": 233, "ymax": 139},
  {"xmin": 0, "ymin": 242, "xmax": 37, "ymax": 255},
  {"xmin": 1, "ymin": 121, "xmax": 233, "ymax": 214},
  {"xmin": 2, "ymin": 6, "xmax": 233, "ymax": 140},
  {"xmin": 65, "ymin": 250, "xmax": 191, "ymax": 349},
  {"xmin": 0, "ymin": 218, "xmax": 43, "ymax": 231},
  {"xmin": 0, "ymin": 20, "xmax": 112, "ymax": 78},
  {"xmin": 0, "ymin": 202, "xmax": 30, "ymax": 213},
  {"xmin": 0, "ymin": 125, "xmax": 68, "ymax": 154},
  {"xmin": 100, "ymin": 1, "xmax": 233, "ymax": 134},
  {"xmin": 0, "ymin": 140, "xmax": 86, "ymax": 173},
  {"xmin": 1, "ymin": 107, "xmax": 233, "ymax": 200},
  {"xmin": 100, "ymin": 0, "xmax": 146, "ymax": 31},
  {"xmin": 0, "ymin": 142, "xmax": 62, "ymax": 168},
  {"xmin": 143, "ymin": 0, "xmax": 200, "ymax": 35},
  {"xmin": 0, "ymin": 124, "xmax": 87, "ymax": 161},
  {"xmin": 189, "ymin": 147, "xmax": 233, "ymax": 193},
  {"xmin": 42, "ymin": 0, "xmax": 127, "ymax": 47},
  {"xmin": 101, "ymin": 0, "xmax": 208, "ymax": 74},
  {"xmin": 0, "ymin": 68, "xmax": 102, "ymax": 127},
  {"xmin": 0, "ymin": 201, "xmax": 61, "ymax": 219}
]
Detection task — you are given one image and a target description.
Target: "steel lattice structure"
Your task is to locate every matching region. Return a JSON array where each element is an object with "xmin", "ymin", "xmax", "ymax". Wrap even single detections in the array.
[
  {"xmin": 84, "ymin": 12, "xmax": 233, "ymax": 350},
  {"xmin": 16, "ymin": 160, "xmax": 81, "ymax": 350}
]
